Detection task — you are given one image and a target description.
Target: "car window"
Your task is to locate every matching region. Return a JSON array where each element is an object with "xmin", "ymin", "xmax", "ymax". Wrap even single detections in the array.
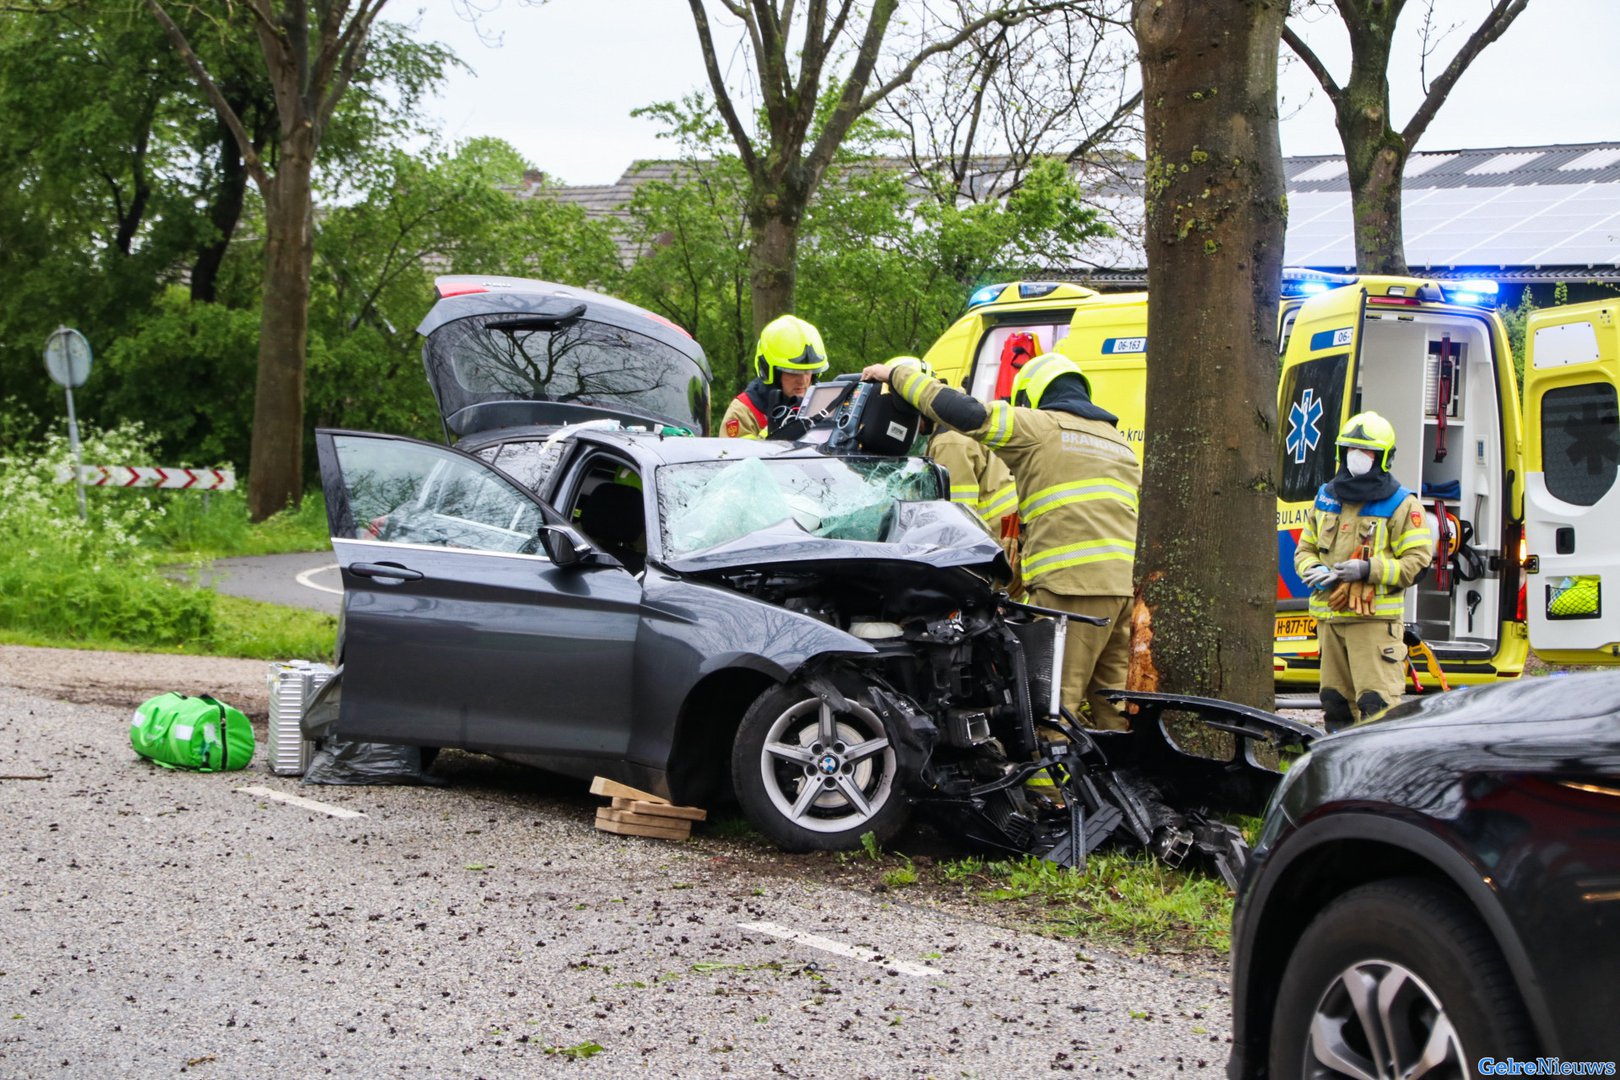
[
  {"xmin": 1540, "ymin": 382, "xmax": 1620, "ymax": 506},
  {"xmin": 564, "ymin": 455, "xmax": 648, "ymax": 570},
  {"xmin": 473, "ymin": 439, "xmax": 565, "ymax": 494},
  {"xmin": 332, "ymin": 435, "xmax": 544, "ymax": 554},
  {"xmin": 658, "ymin": 456, "xmax": 941, "ymax": 557}
]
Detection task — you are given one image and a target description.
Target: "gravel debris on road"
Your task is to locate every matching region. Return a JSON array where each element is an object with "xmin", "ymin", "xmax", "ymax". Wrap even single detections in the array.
[{"xmin": 0, "ymin": 645, "xmax": 1239, "ymax": 1077}]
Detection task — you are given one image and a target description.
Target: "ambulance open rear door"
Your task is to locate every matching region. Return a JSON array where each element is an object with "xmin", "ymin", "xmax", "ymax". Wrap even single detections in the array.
[
  {"xmin": 1523, "ymin": 301, "xmax": 1620, "ymax": 664},
  {"xmin": 1274, "ymin": 285, "xmax": 1367, "ymax": 657}
]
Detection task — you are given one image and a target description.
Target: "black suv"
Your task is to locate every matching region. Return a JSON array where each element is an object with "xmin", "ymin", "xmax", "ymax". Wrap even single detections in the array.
[{"xmin": 1228, "ymin": 672, "xmax": 1620, "ymax": 1078}]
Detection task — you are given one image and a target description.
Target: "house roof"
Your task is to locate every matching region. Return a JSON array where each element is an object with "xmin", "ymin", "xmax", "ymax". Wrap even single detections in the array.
[{"xmin": 532, "ymin": 141, "xmax": 1620, "ymax": 286}]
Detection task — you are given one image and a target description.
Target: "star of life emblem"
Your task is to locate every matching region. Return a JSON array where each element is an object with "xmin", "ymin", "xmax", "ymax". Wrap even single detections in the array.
[{"xmin": 1286, "ymin": 388, "xmax": 1323, "ymax": 465}]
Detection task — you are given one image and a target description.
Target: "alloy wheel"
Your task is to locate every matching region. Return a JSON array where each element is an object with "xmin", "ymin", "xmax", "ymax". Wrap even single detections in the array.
[
  {"xmin": 757, "ymin": 694, "xmax": 896, "ymax": 834},
  {"xmin": 1303, "ymin": 959, "xmax": 1466, "ymax": 1080}
]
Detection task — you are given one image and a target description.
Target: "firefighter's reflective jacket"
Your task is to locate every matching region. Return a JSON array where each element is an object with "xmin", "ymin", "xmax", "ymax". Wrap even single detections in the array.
[
  {"xmin": 1294, "ymin": 487, "xmax": 1433, "ymax": 621},
  {"xmin": 892, "ymin": 366, "xmax": 1139, "ymax": 596},
  {"xmin": 927, "ymin": 430, "xmax": 1018, "ymax": 526},
  {"xmin": 720, "ymin": 379, "xmax": 771, "ymax": 438}
]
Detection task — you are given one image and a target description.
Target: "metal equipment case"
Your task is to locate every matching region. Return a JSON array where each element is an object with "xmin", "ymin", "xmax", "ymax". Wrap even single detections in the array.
[{"xmin": 266, "ymin": 660, "xmax": 334, "ymax": 776}]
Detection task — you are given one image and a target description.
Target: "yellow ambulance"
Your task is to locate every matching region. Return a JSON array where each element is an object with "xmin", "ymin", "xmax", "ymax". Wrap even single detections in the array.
[{"xmin": 922, "ymin": 275, "xmax": 1620, "ymax": 686}]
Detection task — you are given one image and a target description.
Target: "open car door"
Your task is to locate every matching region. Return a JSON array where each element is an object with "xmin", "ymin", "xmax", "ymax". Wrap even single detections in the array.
[
  {"xmin": 1522, "ymin": 301, "xmax": 1620, "ymax": 664},
  {"xmin": 315, "ymin": 430, "xmax": 642, "ymax": 754},
  {"xmin": 1273, "ymin": 285, "xmax": 1367, "ymax": 648}
]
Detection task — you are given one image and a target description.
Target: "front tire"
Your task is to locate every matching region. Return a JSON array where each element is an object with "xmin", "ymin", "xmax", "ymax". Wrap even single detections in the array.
[
  {"xmin": 1269, "ymin": 877, "xmax": 1534, "ymax": 1080},
  {"xmin": 732, "ymin": 677, "xmax": 911, "ymax": 852}
]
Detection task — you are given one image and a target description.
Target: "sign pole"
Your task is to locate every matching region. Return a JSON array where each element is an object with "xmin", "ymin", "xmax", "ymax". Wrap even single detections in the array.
[
  {"xmin": 42, "ymin": 327, "xmax": 93, "ymax": 522},
  {"xmin": 64, "ymin": 383, "xmax": 86, "ymax": 520}
]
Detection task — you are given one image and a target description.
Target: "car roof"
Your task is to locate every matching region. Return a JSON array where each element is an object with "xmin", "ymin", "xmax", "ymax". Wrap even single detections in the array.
[{"xmin": 1325, "ymin": 670, "xmax": 1620, "ymax": 769}]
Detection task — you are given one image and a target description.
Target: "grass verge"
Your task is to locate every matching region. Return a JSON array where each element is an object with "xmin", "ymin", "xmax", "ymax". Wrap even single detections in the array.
[
  {"xmin": 146, "ymin": 489, "xmax": 330, "ymax": 560},
  {"xmin": 906, "ymin": 850, "xmax": 1232, "ymax": 954},
  {"xmin": 0, "ymin": 420, "xmax": 334, "ymax": 660},
  {"xmin": 0, "ymin": 591, "xmax": 335, "ymax": 662},
  {"xmin": 707, "ymin": 820, "xmax": 1236, "ymax": 957}
]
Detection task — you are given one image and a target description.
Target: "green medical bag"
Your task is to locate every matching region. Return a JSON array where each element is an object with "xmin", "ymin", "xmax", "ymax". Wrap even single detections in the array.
[{"xmin": 130, "ymin": 692, "xmax": 255, "ymax": 772}]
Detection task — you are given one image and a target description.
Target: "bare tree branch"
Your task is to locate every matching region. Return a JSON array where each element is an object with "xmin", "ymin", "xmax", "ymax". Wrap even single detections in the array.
[
  {"xmin": 742, "ymin": 0, "xmax": 787, "ymax": 113},
  {"xmin": 1064, "ymin": 87, "xmax": 1143, "ymax": 165},
  {"xmin": 880, "ymin": 3, "xmax": 1137, "ymax": 201},
  {"xmin": 1281, "ymin": 23, "xmax": 1343, "ymax": 101},
  {"xmin": 318, "ymin": 0, "xmax": 390, "ymax": 132},
  {"xmin": 804, "ymin": 0, "xmax": 899, "ymax": 182},
  {"xmin": 854, "ymin": 1, "xmax": 1073, "ymax": 116},
  {"xmin": 1402, "ymin": 0, "xmax": 1528, "ymax": 146},
  {"xmin": 687, "ymin": 0, "xmax": 760, "ymax": 172},
  {"xmin": 142, "ymin": 0, "xmax": 269, "ymax": 188}
]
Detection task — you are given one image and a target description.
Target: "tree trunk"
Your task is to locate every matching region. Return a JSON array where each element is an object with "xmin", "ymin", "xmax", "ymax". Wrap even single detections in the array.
[
  {"xmin": 748, "ymin": 203, "xmax": 801, "ymax": 344},
  {"xmin": 1346, "ymin": 140, "xmax": 1409, "ymax": 275},
  {"xmin": 1130, "ymin": 0, "xmax": 1288, "ymax": 709},
  {"xmin": 246, "ymin": 137, "xmax": 314, "ymax": 522},
  {"xmin": 191, "ymin": 122, "xmax": 249, "ymax": 303},
  {"xmin": 1337, "ymin": 15, "xmax": 1407, "ymax": 275}
]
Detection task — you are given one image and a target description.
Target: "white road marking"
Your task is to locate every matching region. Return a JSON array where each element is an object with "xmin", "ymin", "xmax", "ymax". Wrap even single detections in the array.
[
  {"xmin": 236, "ymin": 785, "xmax": 366, "ymax": 819},
  {"xmin": 737, "ymin": 920, "xmax": 943, "ymax": 978},
  {"xmin": 296, "ymin": 563, "xmax": 343, "ymax": 595}
]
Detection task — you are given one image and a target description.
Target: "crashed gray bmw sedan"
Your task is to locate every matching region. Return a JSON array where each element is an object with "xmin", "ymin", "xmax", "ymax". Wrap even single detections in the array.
[
  {"xmin": 307, "ymin": 276, "xmax": 1307, "ymax": 879},
  {"xmin": 315, "ymin": 424, "xmax": 1304, "ymax": 879}
]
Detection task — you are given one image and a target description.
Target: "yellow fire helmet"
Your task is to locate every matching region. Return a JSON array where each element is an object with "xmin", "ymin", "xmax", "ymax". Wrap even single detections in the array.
[
  {"xmin": 1010, "ymin": 352, "xmax": 1092, "ymax": 409},
  {"xmin": 1337, "ymin": 410, "xmax": 1398, "ymax": 470},
  {"xmin": 755, "ymin": 315, "xmax": 829, "ymax": 383}
]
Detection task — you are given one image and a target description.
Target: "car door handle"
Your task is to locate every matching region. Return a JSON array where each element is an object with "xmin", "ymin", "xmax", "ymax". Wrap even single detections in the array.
[{"xmin": 350, "ymin": 561, "xmax": 425, "ymax": 582}]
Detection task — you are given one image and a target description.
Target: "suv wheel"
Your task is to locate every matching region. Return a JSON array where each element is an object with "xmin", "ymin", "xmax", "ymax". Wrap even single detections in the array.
[
  {"xmin": 732, "ymin": 678, "xmax": 910, "ymax": 852},
  {"xmin": 1270, "ymin": 877, "xmax": 1533, "ymax": 1079}
]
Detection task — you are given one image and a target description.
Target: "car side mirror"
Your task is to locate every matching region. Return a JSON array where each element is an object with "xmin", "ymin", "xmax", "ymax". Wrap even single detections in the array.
[{"xmin": 539, "ymin": 524, "xmax": 589, "ymax": 567}]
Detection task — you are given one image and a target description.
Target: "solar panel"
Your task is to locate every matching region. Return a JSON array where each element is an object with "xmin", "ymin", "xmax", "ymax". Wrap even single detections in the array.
[
  {"xmin": 1293, "ymin": 160, "xmax": 1349, "ymax": 183},
  {"xmin": 1466, "ymin": 151, "xmax": 1547, "ymax": 176},
  {"xmin": 1035, "ymin": 143, "xmax": 1620, "ymax": 275},
  {"xmin": 1561, "ymin": 148, "xmax": 1620, "ymax": 172},
  {"xmin": 1404, "ymin": 154, "xmax": 1457, "ymax": 178}
]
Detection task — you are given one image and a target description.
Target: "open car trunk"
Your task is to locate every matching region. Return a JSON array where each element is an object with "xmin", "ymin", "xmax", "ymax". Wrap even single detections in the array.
[{"xmin": 418, "ymin": 276, "xmax": 712, "ymax": 440}]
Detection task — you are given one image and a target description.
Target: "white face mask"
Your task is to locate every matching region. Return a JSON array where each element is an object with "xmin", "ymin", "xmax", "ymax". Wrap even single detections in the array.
[{"xmin": 1345, "ymin": 448, "xmax": 1377, "ymax": 476}]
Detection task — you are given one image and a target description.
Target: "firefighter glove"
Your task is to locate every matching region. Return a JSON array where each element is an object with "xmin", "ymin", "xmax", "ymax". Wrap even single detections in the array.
[
  {"xmin": 1334, "ymin": 558, "xmax": 1371, "ymax": 582},
  {"xmin": 1300, "ymin": 563, "xmax": 1338, "ymax": 589}
]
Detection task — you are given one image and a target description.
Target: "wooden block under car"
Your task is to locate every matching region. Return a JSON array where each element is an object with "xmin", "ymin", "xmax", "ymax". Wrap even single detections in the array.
[
  {"xmin": 609, "ymin": 797, "xmax": 707, "ymax": 822},
  {"xmin": 589, "ymin": 776, "xmax": 668, "ymax": 804},
  {"xmin": 594, "ymin": 807, "xmax": 690, "ymax": 840}
]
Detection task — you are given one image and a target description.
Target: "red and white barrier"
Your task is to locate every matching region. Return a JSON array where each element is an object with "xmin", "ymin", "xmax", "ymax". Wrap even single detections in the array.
[{"xmin": 54, "ymin": 465, "xmax": 236, "ymax": 491}]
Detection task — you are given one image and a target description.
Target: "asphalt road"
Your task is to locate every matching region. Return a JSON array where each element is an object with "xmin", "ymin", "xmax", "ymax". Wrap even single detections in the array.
[
  {"xmin": 189, "ymin": 551, "xmax": 343, "ymax": 616},
  {"xmin": 0, "ymin": 682, "xmax": 1234, "ymax": 1078}
]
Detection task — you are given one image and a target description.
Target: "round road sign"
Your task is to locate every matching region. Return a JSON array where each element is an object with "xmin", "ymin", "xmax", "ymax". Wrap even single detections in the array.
[{"xmin": 44, "ymin": 327, "xmax": 93, "ymax": 388}]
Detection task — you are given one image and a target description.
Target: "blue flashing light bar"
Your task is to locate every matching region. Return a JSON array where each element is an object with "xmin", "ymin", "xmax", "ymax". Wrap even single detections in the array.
[
  {"xmin": 1280, "ymin": 267, "xmax": 1357, "ymax": 298},
  {"xmin": 967, "ymin": 283, "xmax": 1009, "ymax": 308},
  {"xmin": 1441, "ymin": 278, "xmax": 1500, "ymax": 307}
]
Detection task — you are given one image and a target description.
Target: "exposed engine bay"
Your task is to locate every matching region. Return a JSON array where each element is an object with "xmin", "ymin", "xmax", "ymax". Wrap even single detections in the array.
[{"xmin": 704, "ymin": 562, "xmax": 1318, "ymax": 888}]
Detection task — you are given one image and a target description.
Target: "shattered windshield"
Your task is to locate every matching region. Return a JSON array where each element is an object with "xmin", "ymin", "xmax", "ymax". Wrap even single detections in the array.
[{"xmin": 658, "ymin": 456, "xmax": 942, "ymax": 557}]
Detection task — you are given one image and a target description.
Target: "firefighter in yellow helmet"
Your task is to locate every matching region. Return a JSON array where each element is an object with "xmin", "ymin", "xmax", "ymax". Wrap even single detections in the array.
[
  {"xmin": 721, "ymin": 315, "xmax": 829, "ymax": 438},
  {"xmin": 890, "ymin": 357, "xmax": 1021, "ymax": 575},
  {"xmin": 1294, "ymin": 411, "xmax": 1432, "ymax": 731},
  {"xmin": 864, "ymin": 352, "xmax": 1139, "ymax": 730}
]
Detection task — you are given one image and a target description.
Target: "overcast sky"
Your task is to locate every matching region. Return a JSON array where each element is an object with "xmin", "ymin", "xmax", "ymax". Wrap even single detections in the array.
[{"xmin": 404, "ymin": 0, "xmax": 1619, "ymax": 186}]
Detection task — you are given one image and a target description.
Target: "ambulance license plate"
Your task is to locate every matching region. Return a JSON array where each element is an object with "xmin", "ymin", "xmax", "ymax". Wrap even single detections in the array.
[{"xmin": 1275, "ymin": 613, "xmax": 1317, "ymax": 641}]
